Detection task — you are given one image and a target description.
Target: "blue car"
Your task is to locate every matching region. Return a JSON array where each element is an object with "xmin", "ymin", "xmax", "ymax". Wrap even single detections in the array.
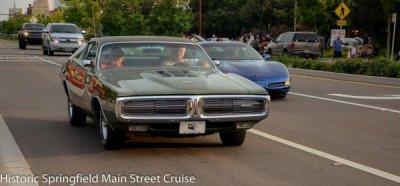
[{"xmin": 200, "ymin": 41, "xmax": 290, "ymax": 98}]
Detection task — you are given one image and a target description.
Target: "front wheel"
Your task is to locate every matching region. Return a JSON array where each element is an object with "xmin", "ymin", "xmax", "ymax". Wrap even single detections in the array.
[
  {"xmin": 219, "ymin": 129, "xmax": 247, "ymax": 146},
  {"xmin": 43, "ymin": 46, "xmax": 48, "ymax": 55},
  {"xmin": 68, "ymin": 98, "xmax": 86, "ymax": 126},
  {"xmin": 19, "ymin": 39, "xmax": 26, "ymax": 49},
  {"xmin": 100, "ymin": 110, "xmax": 125, "ymax": 150}
]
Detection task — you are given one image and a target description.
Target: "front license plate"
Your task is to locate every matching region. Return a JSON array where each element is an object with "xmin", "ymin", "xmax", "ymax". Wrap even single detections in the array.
[{"xmin": 179, "ymin": 121, "xmax": 206, "ymax": 134}]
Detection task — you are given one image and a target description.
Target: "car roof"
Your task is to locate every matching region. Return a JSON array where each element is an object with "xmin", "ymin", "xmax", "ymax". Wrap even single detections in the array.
[
  {"xmin": 199, "ymin": 41, "xmax": 244, "ymax": 45},
  {"xmin": 89, "ymin": 36, "xmax": 197, "ymax": 45},
  {"xmin": 48, "ymin": 23, "xmax": 78, "ymax": 26}
]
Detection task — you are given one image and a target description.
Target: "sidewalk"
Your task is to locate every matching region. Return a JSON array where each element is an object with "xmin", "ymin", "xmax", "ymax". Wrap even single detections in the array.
[{"xmin": 0, "ymin": 114, "xmax": 38, "ymax": 186}]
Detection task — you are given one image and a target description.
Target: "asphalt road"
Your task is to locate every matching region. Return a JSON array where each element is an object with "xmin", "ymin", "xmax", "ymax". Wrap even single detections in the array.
[{"xmin": 0, "ymin": 39, "xmax": 399, "ymax": 186}]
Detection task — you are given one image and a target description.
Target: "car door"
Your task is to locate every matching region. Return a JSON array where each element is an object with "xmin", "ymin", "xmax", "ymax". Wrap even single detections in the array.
[
  {"xmin": 272, "ymin": 33, "xmax": 286, "ymax": 55},
  {"xmin": 65, "ymin": 44, "xmax": 90, "ymax": 111},
  {"xmin": 79, "ymin": 42, "xmax": 100, "ymax": 112}
]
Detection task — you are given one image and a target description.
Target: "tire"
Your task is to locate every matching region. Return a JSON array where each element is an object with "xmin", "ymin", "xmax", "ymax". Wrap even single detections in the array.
[
  {"xmin": 100, "ymin": 110, "xmax": 125, "ymax": 150},
  {"xmin": 48, "ymin": 47, "xmax": 54, "ymax": 56},
  {"xmin": 68, "ymin": 98, "xmax": 86, "ymax": 126},
  {"xmin": 19, "ymin": 39, "xmax": 26, "ymax": 49},
  {"xmin": 43, "ymin": 46, "xmax": 48, "ymax": 55},
  {"xmin": 272, "ymin": 92, "xmax": 287, "ymax": 99},
  {"xmin": 219, "ymin": 129, "xmax": 247, "ymax": 146}
]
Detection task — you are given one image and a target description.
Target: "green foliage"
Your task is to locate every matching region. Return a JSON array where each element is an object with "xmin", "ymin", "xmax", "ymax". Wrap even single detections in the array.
[
  {"xmin": 148, "ymin": 0, "xmax": 192, "ymax": 36},
  {"xmin": 273, "ymin": 55, "xmax": 400, "ymax": 78},
  {"xmin": 1, "ymin": 15, "xmax": 28, "ymax": 34},
  {"xmin": 100, "ymin": 0, "xmax": 191, "ymax": 36},
  {"xmin": 63, "ymin": 0, "xmax": 100, "ymax": 34}
]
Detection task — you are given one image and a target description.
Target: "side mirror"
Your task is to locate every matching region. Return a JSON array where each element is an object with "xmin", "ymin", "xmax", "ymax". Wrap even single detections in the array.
[
  {"xmin": 42, "ymin": 29, "xmax": 48, "ymax": 33},
  {"xmin": 81, "ymin": 30, "xmax": 87, "ymax": 35},
  {"xmin": 212, "ymin": 60, "xmax": 221, "ymax": 66},
  {"xmin": 262, "ymin": 54, "xmax": 271, "ymax": 60},
  {"xmin": 82, "ymin": 60, "xmax": 92, "ymax": 67}
]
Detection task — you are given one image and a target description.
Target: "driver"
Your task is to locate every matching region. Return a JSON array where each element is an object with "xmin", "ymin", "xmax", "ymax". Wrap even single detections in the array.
[{"xmin": 100, "ymin": 47, "xmax": 125, "ymax": 69}]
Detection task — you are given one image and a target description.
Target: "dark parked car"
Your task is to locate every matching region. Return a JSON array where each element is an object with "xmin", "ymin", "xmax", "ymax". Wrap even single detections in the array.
[
  {"xmin": 200, "ymin": 42, "xmax": 291, "ymax": 98},
  {"xmin": 266, "ymin": 32, "xmax": 321, "ymax": 58},
  {"xmin": 17, "ymin": 23, "xmax": 45, "ymax": 49},
  {"xmin": 60, "ymin": 36, "xmax": 271, "ymax": 150}
]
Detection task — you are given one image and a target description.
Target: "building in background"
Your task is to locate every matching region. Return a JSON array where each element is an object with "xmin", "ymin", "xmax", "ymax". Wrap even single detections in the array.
[
  {"xmin": 8, "ymin": 1, "xmax": 22, "ymax": 16},
  {"xmin": 32, "ymin": 0, "xmax": 49, "ymax": 18},
  {"xmin": 54, "ymin": 0, "xmax": 62, "ymax": 9},
  {"xmin": 26, "ymin": 4, "xmax": 33, "ymax": 16}
]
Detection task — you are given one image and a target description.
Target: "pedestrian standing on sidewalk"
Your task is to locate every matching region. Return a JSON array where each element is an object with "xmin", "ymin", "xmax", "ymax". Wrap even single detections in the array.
[{"xmin": 333, "ymin": 36, "xmax": 343, "ymax": 59}]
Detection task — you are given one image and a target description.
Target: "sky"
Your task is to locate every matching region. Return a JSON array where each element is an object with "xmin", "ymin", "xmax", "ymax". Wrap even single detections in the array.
[{"xmin": 0, "ymin": 0, "xmax": 54, "ymax": 21}]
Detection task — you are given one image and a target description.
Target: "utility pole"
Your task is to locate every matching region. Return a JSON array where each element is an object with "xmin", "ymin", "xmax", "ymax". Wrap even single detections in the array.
[
  {"xmin": 259, "ymin": 0, "xmax": 264, "ymax": 36},
  {"xmin": 391, "ymin": 13, "xmax": 397, "ymax": 61},
  {"xmin": 387, "ymin": 14, "xmax": 391, "ymax": 59},
  {"xmin": 92, "ymin": 0, "xmax": 96, "ymax": 37},
  {"xmin": 199, "ymin": 0, "xmax": 202, "ymax": 36},
  {"xmin": 294, "ymin": 0, "xmax": 297, "ymax": 31}
]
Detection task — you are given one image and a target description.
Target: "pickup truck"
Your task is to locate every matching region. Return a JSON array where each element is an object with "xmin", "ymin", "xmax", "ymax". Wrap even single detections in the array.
[{"xmin": 18, "ymin": 23, "xmax": 45, "ymax": 49}]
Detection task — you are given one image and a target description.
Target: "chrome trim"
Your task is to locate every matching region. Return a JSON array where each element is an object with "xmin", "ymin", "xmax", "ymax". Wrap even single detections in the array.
[{"xmin": 115, "ymin": 95, "xmax": 270, "ymax": 122}]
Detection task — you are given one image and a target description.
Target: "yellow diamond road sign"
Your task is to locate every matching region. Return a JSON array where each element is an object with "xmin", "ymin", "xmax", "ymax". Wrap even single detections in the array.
[{"xmin": 335, "ymin": 3, "xmax": 350, "ymax": 20}]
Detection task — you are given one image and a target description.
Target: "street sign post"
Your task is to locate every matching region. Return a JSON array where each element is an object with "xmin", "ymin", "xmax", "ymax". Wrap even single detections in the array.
[{"xmin": 335, "ymin": 3, "xmax": 350, "ymax": 30}]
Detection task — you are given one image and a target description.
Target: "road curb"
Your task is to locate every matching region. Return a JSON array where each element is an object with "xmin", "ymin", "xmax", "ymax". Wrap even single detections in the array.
[
  {"xmin": 289, "ymin": 68, "xmax": 400, "ymax": 87},
  {"xmin": 0, "ymin": 114, "xmax": 38, "ymax": 186}
]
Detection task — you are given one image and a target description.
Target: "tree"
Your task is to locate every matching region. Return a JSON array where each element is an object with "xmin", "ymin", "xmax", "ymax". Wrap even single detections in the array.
[
  {"xmin": 148, "ymin": 0, "xmax": 192, "ymax": 36},
  {"xmin": 100, "ymin": 0, "xmax": 149, "ymax": 36},
  {"xmin": 1, "ymin": 15, "xmax": 28, "ymax": 34}
]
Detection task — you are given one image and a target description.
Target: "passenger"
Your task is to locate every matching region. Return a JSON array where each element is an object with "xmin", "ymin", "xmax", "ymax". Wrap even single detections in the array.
[{"xmin": 100, "ymin": 47, "xmax": 125, "ymax": 69}]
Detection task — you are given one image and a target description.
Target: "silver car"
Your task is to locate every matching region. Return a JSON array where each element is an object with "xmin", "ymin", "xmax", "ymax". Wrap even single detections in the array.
[{"xmin": 42, "ymin": 23, "xmax": 86, "ymax": 56}]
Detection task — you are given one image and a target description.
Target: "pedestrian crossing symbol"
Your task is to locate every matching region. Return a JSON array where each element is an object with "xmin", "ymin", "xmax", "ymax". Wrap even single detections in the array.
[{"xmin": 335, "ymin": 3, "xmax": 350, "ymax": 20}]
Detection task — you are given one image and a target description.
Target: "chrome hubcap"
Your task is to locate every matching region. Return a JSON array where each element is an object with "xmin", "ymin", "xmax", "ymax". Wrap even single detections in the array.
[{"xmin": 101, "ymin": 114, "xmax": 108, "ymax": 141}]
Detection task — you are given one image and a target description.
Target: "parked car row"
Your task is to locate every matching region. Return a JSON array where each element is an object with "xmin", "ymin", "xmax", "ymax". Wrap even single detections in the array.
[{"xmin": 18, "ymin": 22, "xmax": 86, "ymax": 56}]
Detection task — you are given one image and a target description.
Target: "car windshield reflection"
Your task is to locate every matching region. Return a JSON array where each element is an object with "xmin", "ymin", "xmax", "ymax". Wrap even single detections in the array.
[{"xmin": 98, "ymin": 43, "xmax": 214, "ymax": 71}]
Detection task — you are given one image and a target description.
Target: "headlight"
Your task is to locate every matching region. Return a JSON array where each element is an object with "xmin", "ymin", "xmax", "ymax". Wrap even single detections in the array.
[
  {"xmin": 51, "ymin": 37, "xmax": 59, "ymax": 43},
  {"xmin": 23, "ymin": 32, "xmax": 29, "ymax": 37},
  {"xmin": 78, "ymin": 38, "xmax": 85, "ymax": 45},
  {"xmin": 284, "ymin": 80, "xmax": 291, "ymax": 86}
]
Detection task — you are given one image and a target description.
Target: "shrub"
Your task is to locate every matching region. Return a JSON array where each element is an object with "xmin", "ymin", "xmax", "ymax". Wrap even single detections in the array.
[{"xmin": 271, "ymin": 55, "xmax": 400, "ymax": 78}]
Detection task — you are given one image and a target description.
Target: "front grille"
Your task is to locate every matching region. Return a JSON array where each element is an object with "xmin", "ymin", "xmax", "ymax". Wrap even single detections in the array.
[
  {"xmin": 122, "ymin": 99, "xmax": 188, "ymax": 116},
  {"xmin": 59, "ymin": 38, "xmax": 78, "ymax": 43},
  {"xmin": 203, "ymin": 98, "xmax": 265, "ymax": 115},
  {"xmin": 268, "ymin": 82, "xmax": 286, "ymax": 88}
]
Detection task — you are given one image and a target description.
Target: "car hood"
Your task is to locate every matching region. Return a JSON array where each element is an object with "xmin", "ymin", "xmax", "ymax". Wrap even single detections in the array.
[
  {"xmin": 100, "ymin": 69, "xmax": 267, "ymax": 96},
  {"xmin": 50, "ymin": 33, "xmax": 83, "ymax": 38},
  {"xmin": 217, "ymin": 60, "xmax": 289, "ymax": 80}
]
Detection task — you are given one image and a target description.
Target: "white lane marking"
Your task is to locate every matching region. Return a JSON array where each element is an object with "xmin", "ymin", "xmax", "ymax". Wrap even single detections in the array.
[
  {"xmin": 289, "ymin": 92, "xmax": 400, "ymax": 114},
  {"xmin": 0, "ymin": 114, "xmax": 39, "ymax": 186},
  {"xmin": 33, "ymin": 56, "xmax": 62, "ymax": 67},
  {"xmin": 328, "ymin": 94, "xmax": 400, "ymax": 100},
  {"xmin": 249, "ymin": 129, "xmax": 400, "ymax": 183}
]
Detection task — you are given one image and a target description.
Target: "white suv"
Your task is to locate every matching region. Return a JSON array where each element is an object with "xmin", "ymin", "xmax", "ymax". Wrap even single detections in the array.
[{"xmin": 42, "ymin": 23, "xmax": 86, "ymax": 56}]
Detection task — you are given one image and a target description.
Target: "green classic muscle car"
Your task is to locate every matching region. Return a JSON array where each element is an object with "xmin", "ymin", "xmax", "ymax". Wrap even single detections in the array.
[{"xmin": 60, "ymin": 36, "xmax": 271, "ymax": 150}]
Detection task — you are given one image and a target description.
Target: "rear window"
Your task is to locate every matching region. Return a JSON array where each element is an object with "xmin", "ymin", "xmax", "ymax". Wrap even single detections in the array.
[{"xmin": 293, "ymin": 33, "xmax": 319, "ymax": 42}]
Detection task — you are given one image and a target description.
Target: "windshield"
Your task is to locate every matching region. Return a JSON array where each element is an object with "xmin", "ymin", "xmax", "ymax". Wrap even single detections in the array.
[
  {"xmin": 24, "ymin": 24, "xmax": 44, "ymax": 30},
  {"xmin": 98, "ymin": 42, "xmax": 214, "ymax": 71},
  {"xmin": 50, "ymin": 25, "xmax": 79, "ymax": 33},
  {"xmin": 201, "ymin": 43, "xmax": 263, "ymax": 60}
]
